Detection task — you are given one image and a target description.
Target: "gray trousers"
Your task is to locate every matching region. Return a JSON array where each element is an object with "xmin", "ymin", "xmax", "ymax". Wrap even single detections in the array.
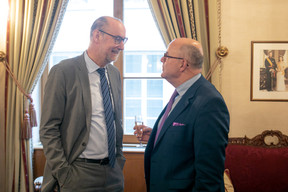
[{"xmin": 60, "ymin": 157, "xmax": 125, "ymax": 192}]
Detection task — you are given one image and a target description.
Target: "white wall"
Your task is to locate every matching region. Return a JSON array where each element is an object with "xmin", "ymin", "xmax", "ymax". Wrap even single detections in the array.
[{"xmin": 219, "ymin": 0, "xmax": 288, "ymax": 137}]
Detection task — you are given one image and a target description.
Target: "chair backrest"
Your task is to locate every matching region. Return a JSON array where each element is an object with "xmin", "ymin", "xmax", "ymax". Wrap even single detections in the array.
[{"xmin": 225, "ymin": 130, "xmax": 288, "ymax": 192}]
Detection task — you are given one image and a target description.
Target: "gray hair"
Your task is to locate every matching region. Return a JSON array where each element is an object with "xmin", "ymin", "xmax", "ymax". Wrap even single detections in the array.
[{"xmin": 180, "ymin": 44, "xmax": 203, "ymax": 69}]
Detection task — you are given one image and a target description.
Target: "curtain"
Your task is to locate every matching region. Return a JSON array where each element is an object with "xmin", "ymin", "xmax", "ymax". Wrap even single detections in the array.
[
  {"xmin": 0, "ymin": 57, "xmax": 5, "ymax": 192},
  {"xmin": 0, "ymin": 1, "xmax": 9, "ymax": 190},
  {"xmin": 147, "ymin": 0, "xmax": 211, "ymax": 76},
  {"xmin": 5, "ymin": 0, "xmax": 68, "ymax": 191}
]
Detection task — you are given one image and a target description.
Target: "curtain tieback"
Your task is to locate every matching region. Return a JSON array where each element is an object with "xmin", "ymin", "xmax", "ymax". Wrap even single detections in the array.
[{"xmin": 0, "ymin": 51, "xmax": 37, "ymax": 139}]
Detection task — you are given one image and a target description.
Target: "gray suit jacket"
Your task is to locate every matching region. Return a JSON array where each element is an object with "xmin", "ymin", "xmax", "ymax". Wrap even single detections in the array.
[{"xmin": 40, "ymin": 53, "xmax": 125, "ymax": 191}]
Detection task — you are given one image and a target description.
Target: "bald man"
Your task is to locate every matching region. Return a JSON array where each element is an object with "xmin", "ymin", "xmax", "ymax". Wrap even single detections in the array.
[
  {"xmin": 40, "ymin": 16, "xmax": 127, "ymax": 192},
  {"xmin": 134, "ymin": 38, "xmax": 230, "ymax": 192}
]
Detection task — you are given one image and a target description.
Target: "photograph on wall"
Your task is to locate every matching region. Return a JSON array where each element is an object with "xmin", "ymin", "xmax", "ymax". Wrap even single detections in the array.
[{"xmin": 251, "ymin": 41, "xmax": 288, "ymax": 101}]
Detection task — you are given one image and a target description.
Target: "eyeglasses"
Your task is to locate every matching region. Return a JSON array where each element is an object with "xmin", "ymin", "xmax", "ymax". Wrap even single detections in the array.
[
  {"xmin": 99, "ymin": 29, "xmax": 128, "ymax": 44},
  {"xmin": 163, "ymin": 52, "xmax": 184, "ymax": 60}
]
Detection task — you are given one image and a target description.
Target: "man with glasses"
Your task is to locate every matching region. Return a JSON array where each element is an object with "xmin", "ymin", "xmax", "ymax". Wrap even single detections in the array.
[
  {"xmin": 40, "ymin": 16, "xmax": 127, "ymax": 192},
  {"xmin": 134, "ymin": 38, "xmax": 230, "ymax": 192}
]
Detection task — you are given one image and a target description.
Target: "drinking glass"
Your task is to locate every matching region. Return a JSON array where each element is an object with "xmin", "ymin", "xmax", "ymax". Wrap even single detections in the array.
[{"xmin": 135, "ymin": 115, "xmax": 144, "ymax": 147}]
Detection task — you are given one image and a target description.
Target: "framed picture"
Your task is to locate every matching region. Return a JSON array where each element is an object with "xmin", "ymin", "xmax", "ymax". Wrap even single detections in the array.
[{"xmin": 251, "ymin": 41, "xmax": 288, "ymax": 101}]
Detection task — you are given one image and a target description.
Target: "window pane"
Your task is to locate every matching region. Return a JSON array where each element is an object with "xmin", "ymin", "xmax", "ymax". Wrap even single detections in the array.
[
  {"xmin": 123, "ymin": 79, "xmax": 174, "ymax": 134},
  {"xmin": 124, "ymin": 0, "xmax": 165, "ymax": 51},
  {"xmin": 125, "ymin": 118, "xmax": 136, "ymax": 135},
  {"xmin": 123, "ymin": 0, "xmax": 166, "ymax": 77},
  {"xmin": 147, "ymin": 54, "xmax": 163, "ymax": 73},
  {"xmin": 32, "ymin": 80, "xmax": 41, "ymax": 146},
  {"xmin": 125, "ymin": 54, "xmax": 142, "ymax": 73},
  {"xmin": 125, "ymin": 79, "xmax": 141, "ymax": 97},
  {"xmin": 124, "ymin": 52, "xmax": 164, "ymax": 78},
  {"xmin": 147, "ymin": 80, "xmax": 163, "ymax": 98},
  {"xmin": 50, "ymin": 0, "xmax": 113, "ymax": 66},
  {"xmin": 147, "ymin": 119, "xmax": 156, "ymax": 129},
  {"xmin": 147, "ymin": 100, "xmax": 162, "ymax": 117},
  {"xmin": 125, "ymin": 100, "xmax": 141, "ymax": 117}
]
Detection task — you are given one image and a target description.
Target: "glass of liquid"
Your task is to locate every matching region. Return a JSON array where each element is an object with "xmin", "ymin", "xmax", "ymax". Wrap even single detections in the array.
[{"xmin": 135, "ymin": 115, "xmax": 144, "ymax": 147}]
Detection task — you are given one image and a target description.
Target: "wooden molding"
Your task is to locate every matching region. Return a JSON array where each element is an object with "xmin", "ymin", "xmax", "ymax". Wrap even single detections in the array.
[{"xmin": 228, "ymin": 130, "xmax": 288, "ymax": 148}]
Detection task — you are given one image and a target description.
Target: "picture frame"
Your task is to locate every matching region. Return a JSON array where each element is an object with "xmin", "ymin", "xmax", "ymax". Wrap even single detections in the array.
[{"xmin": 251, "ymin": 41, "xmax": 288, "ymax": 101}]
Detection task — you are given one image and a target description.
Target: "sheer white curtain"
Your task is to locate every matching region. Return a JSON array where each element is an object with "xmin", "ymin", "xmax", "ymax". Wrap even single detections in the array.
[{"xmin": 4, "ymin": 0, "xmax": 68, "ymax": 191}]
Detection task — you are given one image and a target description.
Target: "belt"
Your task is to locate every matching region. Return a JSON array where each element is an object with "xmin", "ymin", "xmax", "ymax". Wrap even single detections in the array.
[{"xmin": 76, "ymin": 157, "xmax": 109, "ymax": 165}]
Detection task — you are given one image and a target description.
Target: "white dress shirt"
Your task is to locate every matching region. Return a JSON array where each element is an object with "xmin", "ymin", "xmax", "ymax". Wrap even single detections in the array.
[{"xmin": 79, "ymin": 51, "xmax": 113, "ymax": 159}]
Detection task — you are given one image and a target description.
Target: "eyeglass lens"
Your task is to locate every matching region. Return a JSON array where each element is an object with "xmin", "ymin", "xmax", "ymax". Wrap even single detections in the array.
[{"xmin": 99, "ymin": 29, "xmax": 128, "ymax": 44}]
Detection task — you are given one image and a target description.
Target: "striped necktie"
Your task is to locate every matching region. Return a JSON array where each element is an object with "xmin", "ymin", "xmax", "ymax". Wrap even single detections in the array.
[{"xmin": 97, "ymin": 68, "xmax": 116, "ymax": 167}]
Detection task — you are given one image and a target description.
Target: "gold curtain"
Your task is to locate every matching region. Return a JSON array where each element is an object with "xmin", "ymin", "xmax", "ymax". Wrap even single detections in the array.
[
  {"xmin": 5, "ymin": 0, "xmax": 68, "ymax": 191},
  {"xmin": 147, "ymin": 0, "xmax": 211, "ymax": 76}
]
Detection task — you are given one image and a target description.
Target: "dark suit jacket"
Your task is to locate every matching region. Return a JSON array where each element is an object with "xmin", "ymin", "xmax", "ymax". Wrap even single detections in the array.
[
  {"xmin": 264, "ymin": 57, "xmax": 277, "ymax": 90},
  {"xmin": 40, "ymin": 53, "xmax": 125, "ymax": 192},
  {"xmin": 144, "ymin": 75, "xmax": 230, "ymax": 192}
]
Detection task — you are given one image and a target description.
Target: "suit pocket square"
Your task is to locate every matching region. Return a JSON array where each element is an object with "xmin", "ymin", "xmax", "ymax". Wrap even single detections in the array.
[{"xmin": 172, "ymin": 122, "xmax": 185, "ymax": 126}]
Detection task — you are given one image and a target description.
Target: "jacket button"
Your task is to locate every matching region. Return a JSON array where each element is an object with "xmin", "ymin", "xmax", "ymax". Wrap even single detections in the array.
[{"xmin": 82, "ymin": 142, "xmax": 86, "ymax": 146}]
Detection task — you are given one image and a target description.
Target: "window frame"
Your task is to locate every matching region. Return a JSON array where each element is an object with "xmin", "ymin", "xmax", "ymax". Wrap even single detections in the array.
[{"xmin": 114, "ymin": 0, "xmax": 149, "ymax": 144}]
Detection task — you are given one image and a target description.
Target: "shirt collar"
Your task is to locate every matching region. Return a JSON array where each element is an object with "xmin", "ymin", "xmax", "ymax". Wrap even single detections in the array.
[
  {"xmin": 84, "ymin": 51, "xmax": 101, "ymax": 73},
  {"xmin": 176, "ymin": 73, "xmax": 201, "ymax": 96}
]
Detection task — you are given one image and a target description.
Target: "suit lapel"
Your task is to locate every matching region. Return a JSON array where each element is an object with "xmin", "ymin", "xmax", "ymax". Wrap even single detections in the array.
[
  {"xmin": 153, "ymin": 76, "xmax": 205, "ymax": 148},
  {"xmin": 153, "ymin": 98, "xmax": 190, "ymax": 147},
  {"xmin": 75, "ymin": 53, "xmax": 92, "ymax": 130}
]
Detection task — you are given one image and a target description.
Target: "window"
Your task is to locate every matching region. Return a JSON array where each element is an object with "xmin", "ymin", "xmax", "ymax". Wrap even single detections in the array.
[
  {"xmin": 123, "ymin": 0, "xmax": 174, "ymax": 140},
  {"xmin": 49, "ymin": 0, "xmax": 114, "ymax": 69},
  {"xmin": 33, "ymin": 0, "xmax": 173, "ymax": 146}
]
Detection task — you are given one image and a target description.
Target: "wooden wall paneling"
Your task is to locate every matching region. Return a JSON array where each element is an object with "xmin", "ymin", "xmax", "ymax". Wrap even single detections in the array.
[
  {"xmin": 33, "ymin": 149, "xmax": 146, "ymax": 192},
  {"xmin": 123, "ymin": 151, "xmax": 146, "ymax": 192}
]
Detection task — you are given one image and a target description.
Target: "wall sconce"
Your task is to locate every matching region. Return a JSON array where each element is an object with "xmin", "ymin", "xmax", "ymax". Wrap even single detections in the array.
[{"xmin": 0, "ymin": 51, "xmax": 6, "ymax": 62}]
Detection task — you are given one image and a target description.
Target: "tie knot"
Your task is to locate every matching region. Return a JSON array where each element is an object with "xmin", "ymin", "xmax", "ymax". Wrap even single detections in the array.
[
  {"xmin": 97, "ymin": 68, "xmax": 105, "ymax": 76},
  {"xmin": 171, "ymin": 90, "xmax": 179, "ymax": 100}
]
